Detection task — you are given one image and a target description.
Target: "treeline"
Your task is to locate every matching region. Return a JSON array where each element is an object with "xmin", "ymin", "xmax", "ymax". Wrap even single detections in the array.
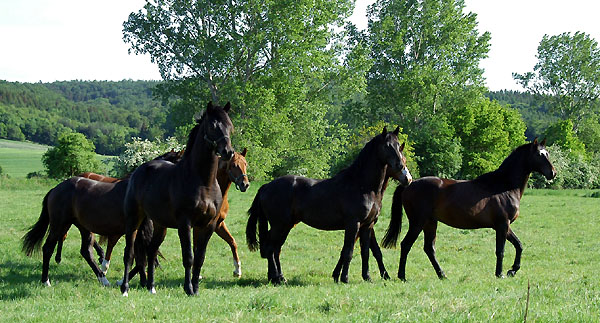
[{"xmin": 0, "ymin": 80, "xmax": 169, "ymax": 155}]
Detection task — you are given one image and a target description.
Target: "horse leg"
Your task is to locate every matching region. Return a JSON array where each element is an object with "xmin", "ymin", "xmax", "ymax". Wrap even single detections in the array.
[
  {"xmin": 423, "ymin": 221, "xmax": 446, "ymax": 279},
  {"xmin": 332, "ymin": 222, "xmax": 359, "ymax": 284},
  {"xmin": 177, "ymin": 222, "xmax": 194, "ymax": 295},
  {"xmin": 76, "ymin": 226, "xmax": 109, "ymax": 286},
  {"xmin": 494, "ymin": 223, "xmax": 509, "ymax": 278},
  {"xmin": 93, "ymin": 237, "xmax": 105, "ymax": 265},
  {"xmin": 120, "ymin": 213, "xmax": 142, "ymax": 296},
  {"xmin": 41, "ymin": 228, "xmax": 65, "ymax": 286},
  {"xmin": 55, "ymin": 234, "xmax": 67, "ymax": 264},
  {"xmin": 398, "ymin": 223, "xmax": 423, "ymax": 281},
  {"xmin": 265, "ymin": 226, "xmax": 291, "ymax": 285},
  {"xmin": 100, "ymin": 236, "xmax": 119, "ymax": 275},
  {"xmin": 506, "ymin": 227, "xmax": 523, "ymax": 277},
  {"xmin": 191, "ymin": 225, "xmax": 215, "ymax": 294},
  {"xmin": 359, "ymin": 226, "xmax": 372, "ymax": 282},
  {"xmin": 369, "ymin": 229, "xmax": 390, "ymax": 280},
  {"xmin": 215, "ymin": 221, "xmax": 241, "ymax": 277},
  {"xmin": 146, "ymin": 225, "xmax": 167, "ymax": 294}
]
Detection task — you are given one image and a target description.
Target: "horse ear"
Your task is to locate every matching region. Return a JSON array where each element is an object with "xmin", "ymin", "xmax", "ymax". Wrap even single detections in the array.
[
  {"xmin": 194, "ymin": 111, "xmax": 204, "ymax": 123},
  {"xmin": 532, "ymin": 137, "xmax": 538, "ymax": 145},
  {"xmin": 207, "ymin": 101, "xmax": 213, "ymax": 110},
  {"xmin": 540, "ymin": 138, "xmax": 547, "ymax": 146},
  {"xmin": 382, "ymin": 126, "xmax": 388, "ymax": 135},
  {"xmin": 393, "ymin": 126, "xmax": 400, "ymax": 136},
  {"xmin": 399, "ymin": 142, "xmax": 405, "ymax": 152},
  {"xmin": 224, "ymin": 101, "xmax": 231, "ymax": 113},
  {"xmin": 241, "ymin": 147, "xmax": 247, "ymax": 156}
]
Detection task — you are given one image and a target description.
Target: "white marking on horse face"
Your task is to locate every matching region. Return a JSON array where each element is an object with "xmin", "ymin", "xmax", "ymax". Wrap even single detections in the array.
[
  {"xmin": 43, "ymin": 279, "xmax": 51, "ymax": 287},
  {"xmin": 150, "ymin": 287, "xmax": 157, "ymax": 295},
  {"xmin": 539, "ymin": 148, "xmax": 549, "ymax": 157},
  {"xmin": 98, "ymin": 276, "xmax": 110, "ymax": 286}
]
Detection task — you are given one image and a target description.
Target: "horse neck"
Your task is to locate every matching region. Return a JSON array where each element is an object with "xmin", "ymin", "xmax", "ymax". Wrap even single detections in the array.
[
  {"xmin": 481, "ymin": 152, "xmax": 532, "ymax": 198},
  {"xmin": 347, "ymin": 151, "xmax": 387, "ymax": 193},
  {"xmin": 180, "ymin": 131, "xmax": 219, "ymax": 184},
  {"xmin": 216, "ymin": 161, "xmax": 232, "ymax": 196}
]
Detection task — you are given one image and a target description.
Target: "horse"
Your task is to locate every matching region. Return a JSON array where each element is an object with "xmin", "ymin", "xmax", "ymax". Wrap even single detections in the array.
[
  {"xmin": 21, "ymin": 150, "xmax": 182, "ymax": 287},
  {"xmin": 213, "ymin": 148, "xmax": 250, "ymax": 277},
  {"xmin": 120, "ymin": 101, "xmax": 234, "ymax": 296},
  {"xmin": 382, "ymin": 138, "xmax": 556, "ymax": 280},
  {"xmin": 246, "ymin": 126, "xmax": 412, "ymax": 284}
]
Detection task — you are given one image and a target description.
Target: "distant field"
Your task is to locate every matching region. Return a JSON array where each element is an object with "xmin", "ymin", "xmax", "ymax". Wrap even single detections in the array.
[
  {"xmin": 0, "ymin": 139, "xmax": 115, "ymax": 178},
  {"xmin": 0, "ymin": 139, "xmax": 49, "ymax": 178}
]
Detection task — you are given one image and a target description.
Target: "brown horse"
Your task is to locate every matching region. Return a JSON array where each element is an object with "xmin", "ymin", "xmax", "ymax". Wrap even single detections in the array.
[
  {"xmin": 382, "ymin": 139, "xmax": 556, "ymax": 280},
  {"xmin": 120, "ymin": 101, "xmax": 234, "ymax": 296},
  {"xmin": 52, "ymin": 149, "xmax": 184, "ymax": 273},
  {"xmin": 246, "ymin": 127, "xmax": 412, "ymax": 284},
  {"xmin": 21, "ymin": 150, "xmax": 182, "ymax": 287},
  {"xmin": 213, "ymin": 148, "xmax": 250, "ymax": 277}
]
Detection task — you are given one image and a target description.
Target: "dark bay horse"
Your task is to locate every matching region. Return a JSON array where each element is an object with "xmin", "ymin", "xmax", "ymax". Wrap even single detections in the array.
[
  {"xmin": 22, "ymin": 150, "xmax": 182, "ymax": 287},
  {"xmin": 213, "ymin": 148, "xmax": 250, "ymax": 277},
  {"xmin": 382, "ymin": 139, "xmax": 556, "ymax": 280},
  {"xmin": 120, "ymin": 101, "xmax": 234, "ymax": 296},
  {"xmin": 53, "ymin": 149, "xmax": 184, "ymax": 273},
  {"xmin": 246, "ymin": 127, "xmax": 412, "ymax": 284}
]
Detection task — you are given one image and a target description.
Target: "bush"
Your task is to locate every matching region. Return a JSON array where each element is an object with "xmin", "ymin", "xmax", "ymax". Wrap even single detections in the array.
[
  {"xmin": 26, "ymin": 171, "xmax": 46, "ymax": 179},
  {"xmin": 112, "ymin": 136, "xmax": 183, "ymax": 178},
  {"xmin": 42, "ymin": 132, "xmax": 102, "ymax": 180},
  {"xmin": 529, "ymin": 145, "xmax": 600, "ymax": 189}
]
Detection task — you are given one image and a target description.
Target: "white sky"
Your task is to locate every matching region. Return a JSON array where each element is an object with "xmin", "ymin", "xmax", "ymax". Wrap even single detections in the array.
[{"xmin": 1, "ymin": 0, "xmax": 599, "ymax": 91}]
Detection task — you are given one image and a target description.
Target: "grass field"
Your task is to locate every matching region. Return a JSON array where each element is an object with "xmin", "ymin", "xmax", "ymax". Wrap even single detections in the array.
[
  {"xmin": 1, "ymin": 175, "xmax": 598, "ymax": 321},
  {"xmin": 0, "ymin": 139, "xmax": 49, "ymax": 178}
]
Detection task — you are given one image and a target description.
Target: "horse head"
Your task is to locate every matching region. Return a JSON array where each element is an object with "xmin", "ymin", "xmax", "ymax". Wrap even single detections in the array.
[
  {"xmin": 227, "ymin": 148, "xmax": 250, "ymax": 192},
  {"xmin": 378, "ymin": 126, "xmax": 412, "ymax": 186},
  {"xmin": 196, "ymin": 101, "xmax": 235, "ymax": 161},
  {"xmin": 529, "ymin": 138, "xmax": 556, "ymax": 180}
]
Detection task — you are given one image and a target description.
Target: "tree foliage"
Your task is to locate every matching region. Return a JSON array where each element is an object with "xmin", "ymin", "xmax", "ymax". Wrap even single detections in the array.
[
  {"xmin": 42, "ymin": 132, "xmax": 101, "ymax": 179},
  {"xmin": 514, "ymin": 32, "xmax": 600, "ymax": 130}
]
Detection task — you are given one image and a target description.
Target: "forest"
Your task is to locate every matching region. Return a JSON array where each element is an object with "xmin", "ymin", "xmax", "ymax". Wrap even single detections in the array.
[{"xmin": 1, "ymin": 0, "xmax": 599, "ymax": 188}]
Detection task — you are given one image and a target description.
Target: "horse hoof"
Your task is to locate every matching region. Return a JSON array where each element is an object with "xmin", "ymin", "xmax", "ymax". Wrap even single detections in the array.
[
  {"xmin": 507, "ymin": 270, "xmax": 517, "ymax": 277},
  {"xmin": 233, "ymin": 270, "xmax": 242, "ymax": 278},
  {"xmin": 382, "ymin": 272, "xmax": 391, "ymax": 280},
  {"xmin": 496, "ymin": 274, "xmax": 506, "ymax": 279},
  {"xmin": 98, "ymin": 276, "xmax": 110, "ymax": 286},
  {"xmin": 150, "ymin": 287, "xmax": 157, "ymax": 295},
  {"xmin": 42, "ymin": 279, "xmax": 51, "ymax": 287},
  {"xmin": 340, "ymin": 276, "xmax": 349, "ymax": 284},
  {"xmin": 122, "ymin": 291, "xmax": 128, "ymax": 297},
  {"xmin": 362, "ymin": 275, "xmax": 372, "ymax": 282}
]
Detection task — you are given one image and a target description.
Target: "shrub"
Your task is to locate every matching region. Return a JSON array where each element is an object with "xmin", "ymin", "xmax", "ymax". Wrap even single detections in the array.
[
  {"xmin": 529, "ymin": 145, "xmax": 600, "ymax": 189},
  {"xmin": 112, "ymin": 136, "xmax": 183, "ymax": 178},
  {"xmin": 42, "ymin": 132, "xmax": 102, "ymax": 179}
]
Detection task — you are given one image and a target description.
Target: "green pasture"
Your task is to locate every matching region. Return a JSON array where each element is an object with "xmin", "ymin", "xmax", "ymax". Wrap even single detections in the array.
[
  {"xmin": 0, "ymin": 139, "xmax": 114, "ymax": 178},
  {"xmin": 0, "ymin": 139, "xmax": 49, "ymax": 178},
  {"xmin": 0, "ymin": 176, "xmax": 598, "ymax": 321}
]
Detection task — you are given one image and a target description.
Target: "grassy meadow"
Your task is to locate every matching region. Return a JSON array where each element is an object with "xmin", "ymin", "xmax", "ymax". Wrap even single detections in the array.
[
  {"xmin": 0, "ymin": 139, "xmax": 49, "ymax": 178},
  {"xmin": 0, "ymin": 177, "xmax": 598, "ymax": 321},
  {"xmin": 0, "ymin": 142, "xmax": 598, "ymax": 321}
]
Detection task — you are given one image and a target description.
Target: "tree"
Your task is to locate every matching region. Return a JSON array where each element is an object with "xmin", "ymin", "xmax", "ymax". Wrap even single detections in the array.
[
  {"xmin": 514, "ymin": 32, "xmax": 600, "ymax": 131},
  {"xmin": 42, "ymin": 132, "xmax": 101, "ymax": 179},
  {"xmin": 123, "ymin": 0, "xmax": 357, "ymax": 179}
]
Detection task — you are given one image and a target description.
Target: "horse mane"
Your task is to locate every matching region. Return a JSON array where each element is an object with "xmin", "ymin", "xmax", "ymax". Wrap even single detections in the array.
[
  {"xmin": 337, "ymin": 133, "xmax": 383, "ymax": 177},
  {"xmin": 474, "ymin": 142, "xmax": 532, "ymax": 184},
  {"xmin": 183, "ymin": 122, "xmax": 201, "ymax": 159}
]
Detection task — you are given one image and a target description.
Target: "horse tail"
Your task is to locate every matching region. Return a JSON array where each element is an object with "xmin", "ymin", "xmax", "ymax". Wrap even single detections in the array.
[
  {"xmin": 382, "ymin": 185, "xmax": 404, "ymax": 249},
  {"xmin": 247, "ymin": 191, "xmax": 268, "ymax": 258},
  {"xmin": 134, "ymin": 217, "xmax": 154, "ymax": 266},
  {"xmin": 22, "ymin": 190, "xmax": 51, "ymax": 256}
]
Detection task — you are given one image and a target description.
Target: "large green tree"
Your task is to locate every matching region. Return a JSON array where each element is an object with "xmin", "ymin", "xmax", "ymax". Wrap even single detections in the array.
[
  {"xmin": 514, "ymin": 32, "xmax": 600, "ymax": 131},
  {"xmin": 123, "ymin": 0, "xmax": 357, "ymax": 179},
  {"xmin": 42, "ymin": 132, "xmax": 101, "ymax": 179}
]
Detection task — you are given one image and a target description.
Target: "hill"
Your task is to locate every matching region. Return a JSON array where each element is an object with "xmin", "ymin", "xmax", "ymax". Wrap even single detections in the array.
[{"xmin": 0, "ymin": 80, "xmax": 169, "ymax": 155}]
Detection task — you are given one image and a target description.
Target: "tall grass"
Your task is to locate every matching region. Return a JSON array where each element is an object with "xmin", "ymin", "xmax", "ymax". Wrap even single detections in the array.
[{"xmin": 1, "ymin": 179, "xmax": 598, "ymax": 321}]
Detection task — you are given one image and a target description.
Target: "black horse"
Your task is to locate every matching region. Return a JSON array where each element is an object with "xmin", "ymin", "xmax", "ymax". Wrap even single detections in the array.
[
  {"xmin": 382, "ymin": 139, "xmax": 556, "ymax": 280},
  {"xmin": 247, "ymin": 127, "xmax": 412, "ymax": 284},
  {"xmin": 120, "ymin": 101, "xmax": 234, "ymax": 296}
]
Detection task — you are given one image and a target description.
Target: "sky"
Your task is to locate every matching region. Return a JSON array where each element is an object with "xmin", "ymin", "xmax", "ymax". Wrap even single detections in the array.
[{"xmin": 1, "ymin": 0, "xmax": 599, "ymax": 91}]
